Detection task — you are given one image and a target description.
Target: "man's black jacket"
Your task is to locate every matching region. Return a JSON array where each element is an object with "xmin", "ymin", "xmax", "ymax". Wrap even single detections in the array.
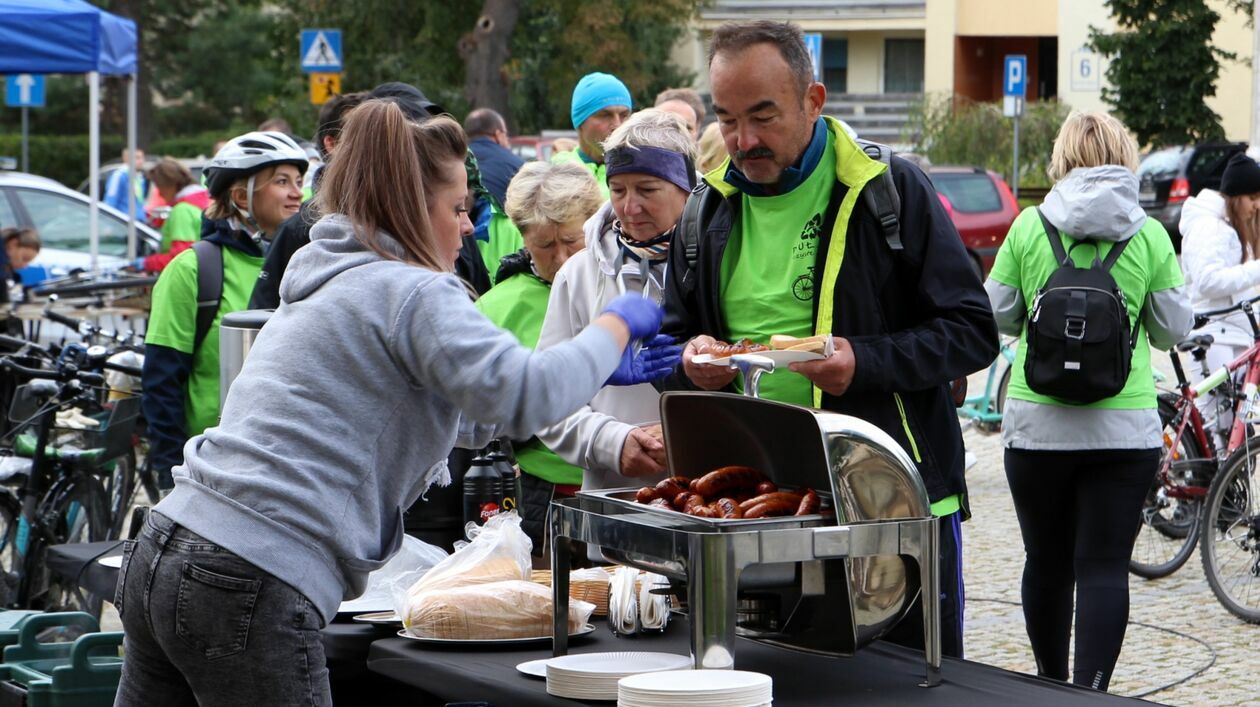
[{"xmin": 661, "ymin": 155, "xmax": 999, "ymax": 508}]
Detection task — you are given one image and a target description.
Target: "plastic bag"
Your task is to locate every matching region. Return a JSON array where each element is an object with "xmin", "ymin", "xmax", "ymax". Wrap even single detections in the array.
[
  {"xmin": 391, "ymin": 512, "xmax": 532, "ymax": 624},
  {"xmin": 403, "ymin": 579, "xmax": 595, "ymax": 639},
  {"xmin": 338, "ymin": 534, "xmax": 448, "ymax": 614}
]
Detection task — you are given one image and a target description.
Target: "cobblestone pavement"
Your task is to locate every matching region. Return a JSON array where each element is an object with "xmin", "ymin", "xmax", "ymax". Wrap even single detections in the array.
[{"xmin": 961, "ymin": 354, "xmax": 1260, "ymax": 705}]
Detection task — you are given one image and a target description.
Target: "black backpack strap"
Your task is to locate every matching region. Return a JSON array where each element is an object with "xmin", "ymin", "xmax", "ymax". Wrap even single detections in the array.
[
  {"xmin": 856, "ymin": 139, "xmax": 903, "ymax": 251},
  {"xmin": 1035, "ymin": 208, "xmax": 1072, "ymax": 267},
  {"xmin": 1100, "ymin": 235, "xmax": 1131, "ymax": 271},
  {"xmin": 677, "ymin": 183, "xmax": 723, "ymax": 285},
  {"xmin": 192, "ymin": 240, "xmax": 224, "ymax": 350}
]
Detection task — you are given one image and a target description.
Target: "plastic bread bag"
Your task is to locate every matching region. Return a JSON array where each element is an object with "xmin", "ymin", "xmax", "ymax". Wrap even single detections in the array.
[
  {"xmin": 391, "ymin": 512, "xmax": 532, "ymax": 623},
  {"xmin": 403, "ymin": 579, "xmax": 595, "ymax": 639},
  {"xmin": 339, "ymin": 534, "xmax": 449, "ymax": 614}
]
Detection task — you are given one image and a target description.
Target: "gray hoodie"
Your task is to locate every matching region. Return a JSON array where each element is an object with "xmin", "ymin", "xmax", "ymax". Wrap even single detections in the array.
[
  {"xmin": 983, "ymin": 166, "xmax": 1192, "ymax": 450},
  {"xmin": 156, "ymin": 214, "xmax": 622, "ymax": 623}
]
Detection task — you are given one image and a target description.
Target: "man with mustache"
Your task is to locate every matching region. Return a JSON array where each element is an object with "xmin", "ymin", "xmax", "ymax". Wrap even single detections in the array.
[{"xmin": 662, "ymin": 20, "xmax": 998, "ymax": 658}]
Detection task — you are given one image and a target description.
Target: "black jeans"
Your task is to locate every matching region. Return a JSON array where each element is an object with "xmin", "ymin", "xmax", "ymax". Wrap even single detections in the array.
[
  {"xmin": 113, "ymin": 511, "xmax": 331, "ymax": 706},
  {"xmin": 1004, "ymin": 447, "xmax": 1158, "ymax": 692}
]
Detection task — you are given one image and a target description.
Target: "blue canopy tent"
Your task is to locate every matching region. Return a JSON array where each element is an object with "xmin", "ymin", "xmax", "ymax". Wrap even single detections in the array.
[{"xmin": 0, "ymin": 0, "xmax": 140, "ymax": 269}]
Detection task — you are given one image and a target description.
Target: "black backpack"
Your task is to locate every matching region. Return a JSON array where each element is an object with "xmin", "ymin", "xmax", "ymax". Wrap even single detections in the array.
[
  {"xmin": 1024, "ymin": 209, "xmax": 1138, "ymax": 404},
  {"xmin": 192, "ymin": 240, "xmax": 224, "ymax": 350}
]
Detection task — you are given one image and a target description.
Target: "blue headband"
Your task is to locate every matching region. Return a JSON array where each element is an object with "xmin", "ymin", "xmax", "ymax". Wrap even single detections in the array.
[
  {"xmin": 571, "ymin": 72, "xmax": 632, "ymax": 129},
  {"xmin": 605, "ymin": 145, "xmax": 695, "ymax": 193}
]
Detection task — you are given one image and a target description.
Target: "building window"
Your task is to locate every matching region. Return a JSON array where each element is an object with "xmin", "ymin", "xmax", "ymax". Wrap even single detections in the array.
[
  {"xmin": 885, "ymin": 38, "xmax": 924, "ymax": 94},
  {"xmin": 823, "ymin": 38, "xmax": 848, "ymax": 94}
]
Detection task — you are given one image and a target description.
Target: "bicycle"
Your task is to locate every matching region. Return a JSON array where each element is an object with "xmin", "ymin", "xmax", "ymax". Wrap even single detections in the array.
[
  {"xmin": 957, "ymin": 336, "xmax": 1018, "ymax": 433},
  {"xmin": 0, "ymin": 356, "xmax": 117, "ymax": 611},
  {"xmin": 1131, "ymin": 294, "xmax": 1260, "ymax": 579}
]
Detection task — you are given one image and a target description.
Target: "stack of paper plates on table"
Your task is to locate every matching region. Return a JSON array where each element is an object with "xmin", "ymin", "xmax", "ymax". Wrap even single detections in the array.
[
  {"xmin": 617, "ymin": 670, "xmax": 772, "ymax": 707},
  {"xmin": 545, "ymin": 651, "xmax": 693, "ymax": 701}
]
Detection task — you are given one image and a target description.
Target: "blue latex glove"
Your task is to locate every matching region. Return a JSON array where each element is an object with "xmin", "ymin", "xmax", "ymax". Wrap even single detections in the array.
[
  {"xmin": 126, "ymin": 257, "xmax": 146, "ymax": 272},
  {"xmin": 600, "ymin": 293, "xmax": 664, "ymax": 341},
  {"xmin": 607, "ymin": 335, "xmax": 683, "ymax": 386}
]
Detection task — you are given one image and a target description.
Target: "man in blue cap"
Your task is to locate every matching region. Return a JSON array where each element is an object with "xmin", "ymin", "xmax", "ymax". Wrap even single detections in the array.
[{"xmin": 552, "ymin": 72, "xmax": 632, "ymax": 198}]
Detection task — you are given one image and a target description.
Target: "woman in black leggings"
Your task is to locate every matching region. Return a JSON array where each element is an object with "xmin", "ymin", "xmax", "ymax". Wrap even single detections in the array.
[{"xmin": 983, "ymin": 111, "xmax": 1192, "ymax": 691}]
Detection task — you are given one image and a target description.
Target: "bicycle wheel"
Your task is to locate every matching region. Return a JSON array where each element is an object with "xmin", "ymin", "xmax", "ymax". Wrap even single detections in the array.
[
  {"xmin": 1130, "ymin": 395, "xmax": 1205, "ymax": 578},
  {"xmin": 1200, "ymin": 443, "xmax": 1260, "ymax": 623},
  {"xmin": 103, "ymin": 451, "xmax": 136, "ymax": 540},
  {"xmin": 0, "ymin": 491, "xmax": 21, "ymax": 608},
  {"xmin": 26, "ymin": 476, "xmax": 109, "ymax": 613},
  {"xmin": 994, "ymin": 363, "xmax": 1013, "ymax": 417}
]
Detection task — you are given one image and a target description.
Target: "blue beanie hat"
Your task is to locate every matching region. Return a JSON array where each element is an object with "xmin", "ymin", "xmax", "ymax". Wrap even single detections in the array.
[{"xmin": 570, "ymin": 72, "xmax": 632, "ymax": 130}]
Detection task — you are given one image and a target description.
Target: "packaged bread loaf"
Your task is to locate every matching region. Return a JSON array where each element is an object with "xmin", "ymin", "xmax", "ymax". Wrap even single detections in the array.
[
  {"xmin": 404, "ymin": 512, "xmax": 531, "ymax": 597},
  {"xmin": 404, "ymin": 579, "xmax": 594, "ymax": 639}
]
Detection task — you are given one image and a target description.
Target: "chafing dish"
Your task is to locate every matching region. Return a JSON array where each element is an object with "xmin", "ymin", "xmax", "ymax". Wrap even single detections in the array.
[{"xmin": 551, "ymin": 391, "xmax": 941, "ymax": 687}]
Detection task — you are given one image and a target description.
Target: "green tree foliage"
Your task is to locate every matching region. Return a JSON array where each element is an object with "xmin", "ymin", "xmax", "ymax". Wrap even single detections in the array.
[
  {"xmin": 1089, "ymin": 0, "xmax": 1236, "ymax": 147},
  {"xmin": 905, "ymin": 94, "xmax": 1070, "ymax": 189}
]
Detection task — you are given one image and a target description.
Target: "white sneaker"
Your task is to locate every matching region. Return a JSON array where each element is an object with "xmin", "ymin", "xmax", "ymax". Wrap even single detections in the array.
[{"xmin": 964, "ymin": 451, "xmax": 978, "ymax": 470}]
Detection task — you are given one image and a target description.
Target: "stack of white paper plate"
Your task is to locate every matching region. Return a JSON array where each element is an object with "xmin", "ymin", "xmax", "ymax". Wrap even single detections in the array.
[
  {"xmin": 544, "ymin": 651, "xmax": 693, "ymax": 701},
  {"xmin": 617, "ymin": 669, "xmax": 772, "ymax": 707}
]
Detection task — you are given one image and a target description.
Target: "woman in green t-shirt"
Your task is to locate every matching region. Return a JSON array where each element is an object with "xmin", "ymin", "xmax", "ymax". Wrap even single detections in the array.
[{"xmin": 983, "ymin": 112, "xmax": 1192, "ymax": 692}]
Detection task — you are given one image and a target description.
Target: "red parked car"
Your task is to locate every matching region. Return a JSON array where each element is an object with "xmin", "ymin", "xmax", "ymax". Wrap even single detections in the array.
[{"xmin": 927, "ymin": 166, "xmax": 1020, "ymax": 277}]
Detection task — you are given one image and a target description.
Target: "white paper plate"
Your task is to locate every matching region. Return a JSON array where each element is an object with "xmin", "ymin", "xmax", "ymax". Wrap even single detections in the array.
[
  {"xmin": 96, "ymin": 555, "xmax": 123, "ymax": 569},
  {"xmin": 619, "ymin": 669, "xmax": 771, "ymax": 699},
  {"xmin": 396, "ymin": 623, "xmax": 595, "ymax": 647},
  {"xmin": 735, "ymin": 350, "xmax": 824, "ymax": 365},
  {"xmin": 691, "ymin": 353, "xmax": 737, "ymax": 366},
  {"xmin": 548, "ymin": 651, "xmax": 692, "ymax": 677},
  {"xmin": 351, "ymin": 611, "xmax": 401, "ymax": 625},
  {"xmin": 515, "ymin": 658, "xmax": 550, "ymax": 678},
  {"xmin": 337, "ymin": 598, "xmax": 392, "ymax": 614}
]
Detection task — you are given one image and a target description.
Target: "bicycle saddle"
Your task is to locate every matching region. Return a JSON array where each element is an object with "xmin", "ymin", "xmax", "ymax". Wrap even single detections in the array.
[{"xmin": 1175, "ymin": 334, "xmax": 1215, "ymax": 352}]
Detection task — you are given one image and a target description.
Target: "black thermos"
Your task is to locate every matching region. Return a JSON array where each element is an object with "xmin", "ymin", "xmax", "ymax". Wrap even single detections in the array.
[
  {"xmin": 462, "ymin": 451, "xmax": 503, "ymax": 530},
  {"xmin": 487, "ymin": 439, "xmax": 522, "ymax": 515}
]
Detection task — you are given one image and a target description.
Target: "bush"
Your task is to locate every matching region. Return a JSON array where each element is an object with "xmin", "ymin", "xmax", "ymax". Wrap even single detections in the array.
[
  {"xmin": 0, "ymin": 129, "xmax": 247, "ymax": 188},
  {"xmin": 904, "ymin": 94, "xmax": 1070, "ymax": 189}
]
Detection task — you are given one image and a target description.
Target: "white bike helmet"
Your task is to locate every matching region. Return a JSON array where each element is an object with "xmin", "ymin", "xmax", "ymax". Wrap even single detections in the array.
[{"xmin": 205, "ymin": 131, "xmax": 309, "ymax": 228}]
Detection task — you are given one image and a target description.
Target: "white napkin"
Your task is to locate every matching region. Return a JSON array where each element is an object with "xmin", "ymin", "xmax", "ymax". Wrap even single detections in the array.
[
  {"xmin": 608, "ymin": 566, "xmax": 639, "ymax": 635},
  {"xmin": 637, "ymin": 572, "xmax": 670, "ymax": 631}
]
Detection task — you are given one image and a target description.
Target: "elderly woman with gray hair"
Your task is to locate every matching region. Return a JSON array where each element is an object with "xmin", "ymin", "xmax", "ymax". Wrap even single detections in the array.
[{"xmin": 535, "ymin": 109, "xmax": 694, "ymax": 504}]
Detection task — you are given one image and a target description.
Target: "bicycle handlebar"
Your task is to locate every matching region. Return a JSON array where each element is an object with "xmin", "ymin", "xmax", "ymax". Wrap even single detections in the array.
[
  {"xmin": 0, "ymin": 358, "xmax": 105, "ymax": 387},
  {"xmin": 103, "ymin": 360, "xmax": 142, "ymax": 378},
  {"xmin": 1193, "ymin": 293, "xmax": 1260, "ymax": 328},
  {"xmin": 0, "ymin": 334, "xmax": 47, "ymax": 354},
  {"xmin": 42, "ymin": 308, "xmax": 85, "ymax": 331}
]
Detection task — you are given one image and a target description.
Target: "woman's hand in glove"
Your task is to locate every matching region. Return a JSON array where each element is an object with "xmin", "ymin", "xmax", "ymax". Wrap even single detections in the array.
[
  {"xmin": 606, "ymin": 335, "xmax": 683, "ymax": 386},
  {"xmin": 599, "ymin": 293, "xmax": 664, "ymax": 341}
]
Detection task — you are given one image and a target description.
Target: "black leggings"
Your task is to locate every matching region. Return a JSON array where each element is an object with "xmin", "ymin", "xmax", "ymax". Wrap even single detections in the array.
[{"xmin": 1004, "ymin": 447, "xmax": 1158, "ymax": 692}]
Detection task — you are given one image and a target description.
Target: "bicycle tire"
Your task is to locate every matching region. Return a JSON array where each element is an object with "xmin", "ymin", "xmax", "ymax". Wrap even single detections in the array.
[
  {"xmin": 994, "ymin": 363, "xmax": 1012, "ymax": 417},
  {"xmin": 104, "ymin": 450, "xmax": 136, "ymax": 541},
  {"xmin": 1199, "ymin": 442, "xmax": 1260, "ymax": 623},
  {"xmin": 24, "ymin": 475, "xmax": 110, "ymax": 613},
  {"xmin": 0, "ymin": 491, "xmax": 21, "ymax": 608},
  {"xmin": 1130, "ymin": 395, "xmax": 1205, "ymax": 579}
]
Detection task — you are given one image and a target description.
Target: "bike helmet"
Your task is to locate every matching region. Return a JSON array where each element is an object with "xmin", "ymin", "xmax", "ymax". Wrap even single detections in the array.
[{"xmin": 204, "ymin": 131, "xmax": 309, "ymax": 199}]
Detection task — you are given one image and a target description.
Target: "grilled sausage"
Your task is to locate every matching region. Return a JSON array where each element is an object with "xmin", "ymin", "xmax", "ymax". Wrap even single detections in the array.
[
  {"xmin": 655, "ymin": 478, "xmax": 687, "ymax": 501},
  {"xmin": 738, "ymin": 491, "xmax": 804, "ymax": 513},
  {"xmin": 635, "ymin": 487, "xmax": 659, "ymax": 504},
  {"xmin": 744, "ymin": 499, "xmax": 798, "ymax": 519},
  {"xmin": 796, "ymin": 489, "xmax": 820, "ymax": 516},
  {"xmin": 648, "ymin": 498, "xmax": 672, "ymax": 510},
  {"xmin": 667, "ymin": 475, "xmax": 692, "ymax": 488},
  {"xmin": 689, "ymin": 505, "xmax": 720, "ymax": 518},
  {"xmin": 715, "ymin": 498, "xmax": 744, "ymax": 519},
  {"xmin": 755, "ymin": 480, "xmax": 778, "ymax": 495},
  {"xmin": 693, "ymin": 466, "xmax": 766, "ymax": 498}
]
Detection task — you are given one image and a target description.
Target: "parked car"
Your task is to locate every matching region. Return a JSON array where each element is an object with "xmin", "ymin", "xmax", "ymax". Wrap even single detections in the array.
[
  {"xmin": 509, "ymin": 137, "xmax": 557, "ymax": 163},
  {"xmin": 0, "ymin": 171, "xmax": 161, "ymax": 283},
  {"xmin": 78, "ymin": 158, "xmax": 209, "ymax": 225},
  {"xmin": 1138, "ymin": 142, "xmax": 1246, "ymax": 253},
  {"xmin": 927, "ymin": 166, "xmax": 1020, "ymax": 277}
]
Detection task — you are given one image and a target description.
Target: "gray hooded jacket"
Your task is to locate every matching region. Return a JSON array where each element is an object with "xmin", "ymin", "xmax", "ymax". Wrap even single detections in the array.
[
  {"xmin": 983, "ymin": 166, "xmax": 1192, "ymax": 450},
  {"xmin": 155, "ymin": 214, "xmax": 622, "ymax": 623}
]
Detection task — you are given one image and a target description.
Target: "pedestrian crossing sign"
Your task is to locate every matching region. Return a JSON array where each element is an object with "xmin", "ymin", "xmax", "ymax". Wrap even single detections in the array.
[{"xmin": 300, "ymin": 29, "xmax": 342, "ymax": 73}]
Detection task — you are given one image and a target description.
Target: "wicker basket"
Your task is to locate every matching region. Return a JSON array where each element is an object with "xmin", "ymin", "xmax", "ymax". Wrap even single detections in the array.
[{"xmin": 531, "ymin": 569, "xmax": 610, "ymax": 616}]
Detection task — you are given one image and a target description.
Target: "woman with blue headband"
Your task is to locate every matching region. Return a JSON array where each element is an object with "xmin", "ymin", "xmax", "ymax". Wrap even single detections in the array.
[{"xmin": 535, "ymin": 109, "xmax": 693, "ymax": 506}]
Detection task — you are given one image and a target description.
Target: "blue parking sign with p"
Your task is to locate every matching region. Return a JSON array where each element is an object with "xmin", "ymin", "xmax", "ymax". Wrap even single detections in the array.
[{"xmin": 1003, "ymin": 55, "xmax": 1027, "ymax": 98}]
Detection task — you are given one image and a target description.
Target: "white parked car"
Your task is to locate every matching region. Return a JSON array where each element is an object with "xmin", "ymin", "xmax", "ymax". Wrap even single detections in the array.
[{"xmin": 0, "ymin": 171, "xmax": 161, "ymax": 283}]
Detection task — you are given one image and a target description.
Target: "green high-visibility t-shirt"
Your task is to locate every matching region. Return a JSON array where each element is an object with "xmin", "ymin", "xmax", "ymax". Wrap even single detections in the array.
[
  {"xmin": 477, "ymin": 208, "xmax": 525, "ymax": 281},
  {"xmin": 988, "ymin": 206, "xmax": 1184, "ymax": 410},
  {"xmin": 145, "ymin": 245, "xmax": 265, "ymax": 437},
  {"xmin": 552, "ymin": 149, "xmax": 608, "ymax": 199},
  {"xmin": 719, "ymin": 131, "xmax": 837, "ymax": 406},
  {"xmin": 160, "ymin": 201, "xmax": 203, "ymax": 252},
  {"xmin": 475, "ymin": 272, "xmax": 585, "ymax": 485}
]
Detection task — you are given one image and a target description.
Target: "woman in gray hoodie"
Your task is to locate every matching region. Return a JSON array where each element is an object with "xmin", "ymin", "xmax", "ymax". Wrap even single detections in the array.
[
  {"xmin": 983, "ymin": 112, "xmax": 1191, "ymax": 692},
  {"xmin": 113, "ymin": 101, "xmax": 666, "ymax": 706}
]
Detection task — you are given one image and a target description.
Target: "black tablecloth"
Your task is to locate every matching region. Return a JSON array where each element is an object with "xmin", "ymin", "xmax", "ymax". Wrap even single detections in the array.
[{"xmin": 367, "ymin": 619, "xmax": 1152, "ymax": 706}]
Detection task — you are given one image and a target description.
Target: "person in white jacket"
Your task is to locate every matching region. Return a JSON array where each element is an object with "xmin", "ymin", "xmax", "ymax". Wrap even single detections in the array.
[
  {"xmin": 1178, "ymin": 152, "xmax": 1260, "ymax": 446},
  {"xmin": 536, "ymin": 109, "xmax": 696, "ymax": 493}
]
